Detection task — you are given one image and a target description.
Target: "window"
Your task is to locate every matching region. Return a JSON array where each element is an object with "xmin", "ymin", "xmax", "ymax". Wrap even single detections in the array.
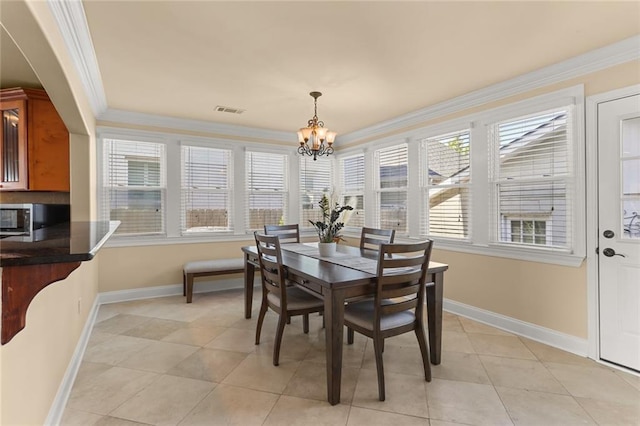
[
  {"xmin": 375, "ymin": 144, "xmax": 408, "ymax": 233},
  {"xmin": 102, "ymin": 138, "xmax": 165, "ymax": 235},
  {"xmin": 421, "ymin": 130, "xmax": 471, "ymax": 239},
  {"xmin": 181, "ymin": 145, "xmax": 233, "ymax": 234},
  {"xmin": 97, "ymin": 87, "xmax": 583, "ymax": 265},
  {"xmin": 246, "ymin": 151, "xmax": 288, "ymax": 231},
  {"xmin": 299, "ymin": 156, "xmax": 332, "ymax": 228},
  {"xmin": 508, "ymin": 218, "xmax": 548, "ymax": 244},
  {"xmin": 490, "ymin": 107, "xmax": 573, "ymax": 250},
  {"xmin": 339, "ymin": 153, "xmax": 365, "ymax": 228}
]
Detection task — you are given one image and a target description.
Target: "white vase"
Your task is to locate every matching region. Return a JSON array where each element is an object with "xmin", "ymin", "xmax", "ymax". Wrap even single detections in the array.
[{"xmin": 318, "ymin": 241, "xmax": 337, "ymax": 257}]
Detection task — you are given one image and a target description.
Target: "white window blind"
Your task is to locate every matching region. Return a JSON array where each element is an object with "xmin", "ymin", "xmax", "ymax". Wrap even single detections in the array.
[
  {"xmin": 421, "ymin": 130, "xmax": 471, "ymax": 239},
  {"xmin": 181, "ymin": 146, "xmax": 233, "ymax": 234},
  {"xmin": 246, "ymin": 151, "xmax": 288, "ymax": 231},
  {"xmin": 340, "ymin": 153, "xmax": 365, "ymax": 228},
  {"xmin": 103, "ymin": 138, "xmax": 166, "ymax": 235},
  {"xmin": 300, "ymin": 156, "xmax": 332, "ymax": 228},
  {"xmin": 490, "ymin": 107, "xmax": 572, "ymax": 250},
  {"xmin": 375, "ymin": 144, "xmax": 408, "ymax": 233}
]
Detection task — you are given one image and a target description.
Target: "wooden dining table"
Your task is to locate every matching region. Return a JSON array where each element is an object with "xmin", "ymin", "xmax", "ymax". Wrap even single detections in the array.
[{"xmin": 241, "ymin": 242, "xmax": 448, "ymax": 405}]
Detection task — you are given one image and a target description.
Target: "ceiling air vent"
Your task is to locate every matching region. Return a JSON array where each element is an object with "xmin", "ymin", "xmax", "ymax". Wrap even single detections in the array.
[{"xmin": 215, "ymin": 105, "xmax": 245, "ymax": 114}]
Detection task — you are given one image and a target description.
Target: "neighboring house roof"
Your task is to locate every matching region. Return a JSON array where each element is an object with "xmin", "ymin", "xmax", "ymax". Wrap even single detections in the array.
[
  {"xmin": 499, "ymin": 113, "xmax": 567, "ymax": 161},
  {"xmin": 428, "ymin": 113, "xmax": 567, "ymax": 208}
]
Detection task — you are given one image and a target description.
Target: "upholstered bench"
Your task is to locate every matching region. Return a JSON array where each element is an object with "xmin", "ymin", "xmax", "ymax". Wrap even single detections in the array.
[{"xmin": 182, "ymin": 258, "xmax": 245, "ymax": 303}]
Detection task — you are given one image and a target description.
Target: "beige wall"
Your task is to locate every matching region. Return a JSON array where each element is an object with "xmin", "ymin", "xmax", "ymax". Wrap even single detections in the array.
[
  {"xmin": 1, "ymin": 261, "xmax": 99, "ymax": 425},
  {"xmin": 433, "ymin": 249, "xmax": 587, "ymax": 337},
  {"xmin": 98, "ymin": 61, "xmax": 639, "ymax": 343},
  {"xmin": 0, "ymin": 1, "xmax": 98, "ymax": 425},
  {"xmin": 98, "ymin": 240, "xmax": 252, "ymax": 292}
]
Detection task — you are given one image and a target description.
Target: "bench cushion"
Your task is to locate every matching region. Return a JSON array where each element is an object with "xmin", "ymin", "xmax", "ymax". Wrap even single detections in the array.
[{"xmin": 183, "ymin": 258, "xmax": 244, "ymax": 274}]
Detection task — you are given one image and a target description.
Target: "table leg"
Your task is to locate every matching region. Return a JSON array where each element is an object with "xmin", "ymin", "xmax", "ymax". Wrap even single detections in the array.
[
  {"xmin": 324, "ymin": 288, "xmax": 345, "ymax": 405},
  {"xmin": 244, "ymin": 254, "xmax": 255, "ymax": 319},
  {"xmin": 426, "ymin": 271, "xmax": 444, "ymax": 365}
]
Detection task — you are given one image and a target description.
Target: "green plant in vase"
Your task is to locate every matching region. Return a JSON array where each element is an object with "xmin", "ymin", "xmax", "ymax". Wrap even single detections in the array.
[{"xmin": 309, "ymin": 194, "xmax": 353, "ymax": 250}]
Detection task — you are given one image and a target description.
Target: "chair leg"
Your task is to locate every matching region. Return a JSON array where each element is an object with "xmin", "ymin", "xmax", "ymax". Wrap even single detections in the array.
[
  {"xmin": 186, "ymin": 274, "xmax": 194, "ymax": 303},
  {"xmin": 273, "ymin": 313, "xmax": 287, "ymax": 366},
  {"xmin": 415, "ymin": 324, "xmax": 432, "ymax": 382},
  {"xmin": 255, "ymin": 299, "xmax": 268, "ymax": 345},
  {"xmin": 303, "ymin": 314, "xmax": 309, "ymax": 334},
  {"xmin": 347, "ymin": 327, "xmax": 354, "ymax": 344},
  {"xmin": 373, "ymin": 336, "xmax": 386, "ymax": 401},
  {"xmin": 287, "ymin": 317, "xmax": 291, "ymax": 324}
]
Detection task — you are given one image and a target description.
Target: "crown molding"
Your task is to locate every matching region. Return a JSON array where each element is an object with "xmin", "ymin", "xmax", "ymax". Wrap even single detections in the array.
[
  {"xmin": 48, "ymin": 1, "xmax": 639, "ymax": 146},
  {"xmin": 338, "ymin": 35, "xmax": 640, "ymax": 145},
  {"xmin": 47, "ymin": 0, "xmax": 107, "ymax": 116},
  {"xmin": 99, "ymin": 108, "xmax": 296, "ymax": 143}
]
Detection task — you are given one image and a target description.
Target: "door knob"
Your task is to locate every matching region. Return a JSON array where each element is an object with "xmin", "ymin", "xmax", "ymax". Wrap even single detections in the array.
[{"xmin": 602, "ymin": 248, "xmax": 625, "ymax": 258}]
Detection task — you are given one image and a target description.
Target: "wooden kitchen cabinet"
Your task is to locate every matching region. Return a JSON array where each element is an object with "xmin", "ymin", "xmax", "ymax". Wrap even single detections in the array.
[{"xmin": 0, "ymin": 88, "xmax": 70, "ymax": 191}]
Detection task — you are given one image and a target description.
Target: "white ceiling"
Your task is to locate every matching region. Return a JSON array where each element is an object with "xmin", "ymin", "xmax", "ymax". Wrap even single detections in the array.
[{"xmin": 3, "ymin": 1, "xmax": 640, "ymax": 136}]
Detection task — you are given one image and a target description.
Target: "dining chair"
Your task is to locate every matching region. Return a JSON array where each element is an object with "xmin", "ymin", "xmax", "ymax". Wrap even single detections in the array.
[
  {"xmin": 264, "ymin": 224, "xmax": 300, "ymax": 244},
  {"xmin": 254, "ymin": 232, "xmax": 324, "ymax": 366},
  {"xmin": 345, "ymin": 239, "xmax": 433, "ymax": 401},
  {"xmin": 360, "ymin": 227, "xmax": 396, "ymax": 250}
]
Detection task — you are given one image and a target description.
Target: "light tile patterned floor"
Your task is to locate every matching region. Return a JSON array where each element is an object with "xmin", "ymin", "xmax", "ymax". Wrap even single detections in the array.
[{"xmin": 61, "ymin": 288, "xmax": 640, "ymax": 426}]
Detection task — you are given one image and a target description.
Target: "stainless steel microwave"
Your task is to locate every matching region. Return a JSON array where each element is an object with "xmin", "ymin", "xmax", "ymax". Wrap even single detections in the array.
[{"xmin": 0, "ymin": 203, "xmax": 70, "ymax": 240}]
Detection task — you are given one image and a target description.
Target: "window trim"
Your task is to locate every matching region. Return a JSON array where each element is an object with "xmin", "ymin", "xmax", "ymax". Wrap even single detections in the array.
[
  {"xmin": 100, "ymin": 135, "xmax": 168, "ymax": 237},
  {"xmin": 374, "ymin": 142, "xmax": 409, "ymax": 236},
  {"xmin": 245, "ymin": 149, "xmax": 290, "ymax": 233},
  {"xmin": 97, "ymin": 127, "xmax": 297, "ymax": 243},
  {"xmin": 381, "ymin": 85, "xmax": 585, "ymax": 266},
  {"xmin": 337, "ymin": 151, "xmax": 366, "ymax": 232},
  {"xmin": 97, "ymin": 86, "xmax": 586, "ymax": 267},
  {"xmin": 485, "ymin": 92, "xmax": 582, "ymax": 256},
  {"xmin": 419, "ymin": 128, "xmax": 472, "ymax": 242},
  {"xmin": 299, "ymin": 155, "xmax": 334, "ymax": 230},
  {"xmin": 180, "ymin": 144, "xmax": 234, "ymax": 236}
]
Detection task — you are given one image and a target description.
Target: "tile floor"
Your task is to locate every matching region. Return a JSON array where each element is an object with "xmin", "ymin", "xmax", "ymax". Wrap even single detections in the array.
[{"xmin": 61, "ymin": 288, "xmax": 640, "ymax": 425}]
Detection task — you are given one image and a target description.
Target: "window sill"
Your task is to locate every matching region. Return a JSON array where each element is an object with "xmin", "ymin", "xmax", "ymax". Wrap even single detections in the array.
[
  {"xmin": 339, "ymin": 231, "xmax": 585, "ymax": 267},
  {"xmin": 104, "ymin": 230, "xmax": 585, "ymax": 267},
  {"xmin": 104, "ymin": 233, "xmax": 257, "ymax": 248},
  {"xmin": 420, "ymin": 238, "xmax": 585, "ymax": 267}
]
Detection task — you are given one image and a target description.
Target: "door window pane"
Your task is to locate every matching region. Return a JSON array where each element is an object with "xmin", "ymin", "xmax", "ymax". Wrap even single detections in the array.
[{"xmin": 622, "ymin": 117, "xmax": 640, "ymax": 239}]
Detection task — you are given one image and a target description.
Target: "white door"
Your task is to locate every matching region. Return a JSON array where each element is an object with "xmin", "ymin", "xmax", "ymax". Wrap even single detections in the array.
[{"xmin": 598, "ymin": 94, "xmax": 640, "ymax": 371}]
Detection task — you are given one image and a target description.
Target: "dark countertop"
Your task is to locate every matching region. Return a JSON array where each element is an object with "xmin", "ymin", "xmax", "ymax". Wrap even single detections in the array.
[{"xmin": 0, "ymin": 221, "xmax": 120, "ymax": 267}]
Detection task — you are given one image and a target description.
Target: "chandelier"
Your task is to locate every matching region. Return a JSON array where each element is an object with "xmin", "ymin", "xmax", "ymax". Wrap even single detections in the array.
[{"xmin": 297, "ymin": 91, "xmax": 336, "ymax": 161}]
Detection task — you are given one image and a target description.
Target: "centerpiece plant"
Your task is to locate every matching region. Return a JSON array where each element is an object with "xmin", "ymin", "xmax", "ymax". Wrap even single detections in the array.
[{"xmin": 309, "ymin": 193, "xmax": 354, "ymax": 244}]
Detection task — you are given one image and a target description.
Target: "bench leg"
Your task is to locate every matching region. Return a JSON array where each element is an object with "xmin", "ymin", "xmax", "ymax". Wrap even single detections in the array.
[
  {"xmin": 182, "ymin": 272, "xmax": 186, "ymax": 297},
  {"xmin": 186, "ymin": 274, "xmax": 194, "ymax": 303}
]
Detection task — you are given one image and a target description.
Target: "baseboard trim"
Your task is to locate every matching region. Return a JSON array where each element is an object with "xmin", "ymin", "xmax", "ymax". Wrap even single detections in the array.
[
  {"xmin": 444, "ymin": 299, "xmax": 588, "ymax": 357},
  {"xmin": 97, "ymin": 278, "xmax": 246, "ymax": 305},
  {"xmin": 45, "ymin": 296, "xmax": 101, "ymax": 425}
]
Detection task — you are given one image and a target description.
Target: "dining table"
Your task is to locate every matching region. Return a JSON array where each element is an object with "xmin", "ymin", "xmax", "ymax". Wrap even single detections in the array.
[{"xmin": 241, "ymin": 242, "xmax": 448, "ymax": 405}]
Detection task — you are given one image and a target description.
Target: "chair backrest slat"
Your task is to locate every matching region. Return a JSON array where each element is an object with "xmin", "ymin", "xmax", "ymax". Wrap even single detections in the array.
[
  {"xmin": 255, "ymin": 232, "xmax": 287, "ymax": 303},
  {"xmin": 373, "ymin": 240, "xmax": 433, "ymax": 329},
  {"xmin": 264, "ymin": 224, "xmax": 300, "ymax": 244},
  {"xmin": 380, "ymin": 297, "xmax": 418, "ymax": 315},
  {"xmin": 360, "ymin": 227, "xmax": 395, "ymax": 250},
  {"xmin": 381, "ymin": 282, "xmax": 421, "ymax": 299}
]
